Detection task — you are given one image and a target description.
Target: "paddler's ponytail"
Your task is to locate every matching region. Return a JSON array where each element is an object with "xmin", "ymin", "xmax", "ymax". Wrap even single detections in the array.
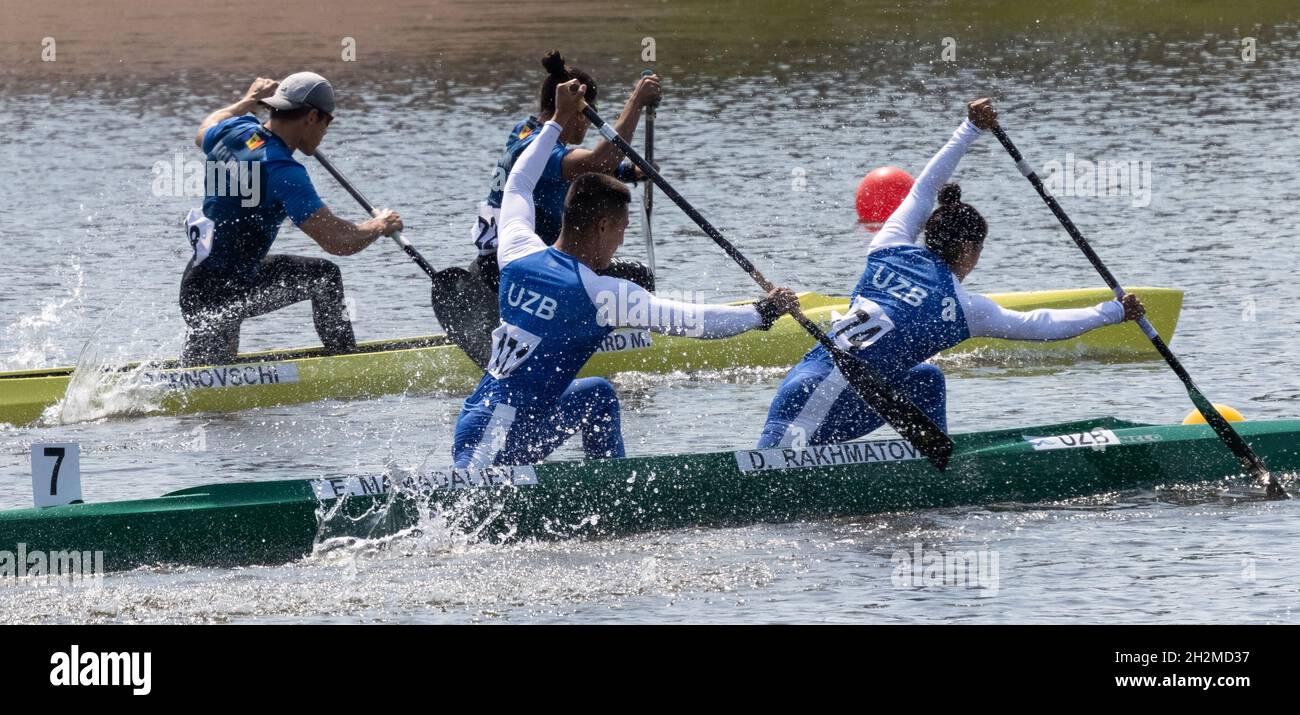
[
  {"xmin": 924, "ymin": 183, "xmax": 987, "ymax": 266},
  {"xmin": 538, "ymin": 50, "xmax": 599, "ymax": 117}
]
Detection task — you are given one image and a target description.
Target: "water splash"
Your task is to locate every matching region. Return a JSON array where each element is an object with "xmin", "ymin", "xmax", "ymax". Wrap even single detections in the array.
[
  {"xmin": 0, "ymin": 257, "xmax": 85, "ymax": 371},
  {"xmin": 50, "ymin": 353, "xmax": 168, "ymax": 427},
  {"xmin": 307, "ymin": 465, "xmax": 523, "ymax": 569},
  {"xmin": 45, "ymin": 303, "xmax": 177, "ymax": 425}
]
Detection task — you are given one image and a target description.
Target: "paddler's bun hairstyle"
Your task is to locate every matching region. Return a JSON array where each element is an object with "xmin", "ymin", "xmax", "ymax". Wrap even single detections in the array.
[
  {"xmin": 539, "ymin": 50, "xmax": 599, "ymax": 115},
  {"xmin": 924, "ymin": 183, "xmax": 988, "ymax": 265}
]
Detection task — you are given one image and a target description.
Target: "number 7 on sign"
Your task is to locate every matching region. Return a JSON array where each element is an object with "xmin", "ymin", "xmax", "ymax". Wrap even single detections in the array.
[
  {"xmin": 44, "ymin": 447, "xmax": 65, "ymax": 495},
  {"xmin": 31, "ymin": 443, "xmax": 82, "ymax": 508}
]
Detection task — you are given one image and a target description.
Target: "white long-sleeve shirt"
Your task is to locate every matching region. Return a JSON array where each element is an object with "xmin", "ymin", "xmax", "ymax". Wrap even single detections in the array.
[
  {"xmin": 498, "ymin": 120, "xmax": 764, "ymax": 339},
  {"xmin": 864, "ymin": 118, "xmax": 1122, "ymax": 341}
]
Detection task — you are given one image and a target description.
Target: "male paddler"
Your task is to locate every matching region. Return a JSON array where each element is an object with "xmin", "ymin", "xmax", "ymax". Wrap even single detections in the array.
[
  {"xmin": 180, "ymin": 73, "xmax": 404, "ymax": 366},
  {"xmin": 452, "ymin": 79, "xmax": 800, "ymax": 468}
]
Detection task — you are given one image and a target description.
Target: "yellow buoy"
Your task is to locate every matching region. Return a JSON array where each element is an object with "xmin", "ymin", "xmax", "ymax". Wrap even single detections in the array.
[{"xmin": 1182, "ymin": 404, "xmax": 1246, "ymax": 425}]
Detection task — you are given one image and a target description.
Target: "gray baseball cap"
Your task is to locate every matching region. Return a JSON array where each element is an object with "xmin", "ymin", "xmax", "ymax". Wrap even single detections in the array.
[{"xmin": 260, "ymin": 72, "xmax": 335, "ymax": 115}]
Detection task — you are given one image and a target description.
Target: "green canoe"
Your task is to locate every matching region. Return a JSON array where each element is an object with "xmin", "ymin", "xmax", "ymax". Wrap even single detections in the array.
[{"xmin": 0, "ymin": 416, "xmax": 1293, "ymax": 572}]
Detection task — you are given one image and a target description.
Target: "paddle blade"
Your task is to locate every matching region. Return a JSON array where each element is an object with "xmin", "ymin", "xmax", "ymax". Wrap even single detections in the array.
[
  {"xmin": 1184, "ymin": 385, "xmax": 1286, "ymax": 498},
  {"xmin": 430, "ymin": 267, "xmax": 496, "ymax": 369},
  {"xmin": 827, "ymin": 346, "xmax": 954, "ymax": 471}
]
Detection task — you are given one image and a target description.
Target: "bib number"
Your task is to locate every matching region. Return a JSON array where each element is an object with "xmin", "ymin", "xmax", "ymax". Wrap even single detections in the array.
[
  {"xmin": 472, "ymin": 202, "xmax": 500, "ymax": 255},
  {"xmin": 487, "ymin": 321, "xmax": 541, "ymax": 379},
  {"xmin": 186, "ymin": 208, "xmax": 215, "ymax": 266},
  {"xmin": 829, "ymin": 297, "xmax": 896, "ymax": 351}
]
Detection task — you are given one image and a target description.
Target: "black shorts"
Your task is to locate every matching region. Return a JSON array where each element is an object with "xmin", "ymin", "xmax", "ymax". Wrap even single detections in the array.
[{"xmin": 179, "ymin": 254, "xmax": 355, "ymax": 367}]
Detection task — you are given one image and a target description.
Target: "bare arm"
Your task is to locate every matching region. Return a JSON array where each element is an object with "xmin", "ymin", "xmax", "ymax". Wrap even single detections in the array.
[
  {"xmin": 297, "ymin": 206, "xmax": 402, "ymax": 256},
  {"xmin": 561, "ymin": 73, "xmax": 661, "ymax": 179},
  {"xmin": 195, "ymin": 77, "xmax": 279, "ymax": 148}
]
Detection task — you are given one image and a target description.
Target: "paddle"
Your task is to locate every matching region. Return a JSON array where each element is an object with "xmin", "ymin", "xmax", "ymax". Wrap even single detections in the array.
[
  {"xmin": 989, "ymin": 124, "xmax": 1288, "ymax": 499},
  {"xmin": 641, "ymin": 68, "xmax": 658, "ymax": 277},
  {"xmin": 313, "ymin": 151, "xmax": 495, "ymax": 368},
  {"xmin": 581, "ymin": 106, "xmax": 955, "ymax": 471}
]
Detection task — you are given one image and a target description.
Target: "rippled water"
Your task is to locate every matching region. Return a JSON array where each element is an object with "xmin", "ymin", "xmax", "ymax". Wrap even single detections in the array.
[{"xmin": 1, "ymin": 0, "xmax": 1299, "ymax": 622}]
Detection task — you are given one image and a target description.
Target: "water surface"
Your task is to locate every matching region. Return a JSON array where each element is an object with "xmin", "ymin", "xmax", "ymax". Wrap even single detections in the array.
[{"xmin": 1, "ymin": 0, "xmax": 1298, "ymax": 623}]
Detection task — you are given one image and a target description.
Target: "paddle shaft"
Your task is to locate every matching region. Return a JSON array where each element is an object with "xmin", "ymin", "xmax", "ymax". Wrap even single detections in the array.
[
  {"xmin": 642, "ymin": 69, "xmax": 657, "ymax": 277},
  {"xmin": 643, "ymin": 106, "xmax": 657, "ymax": 275},
  {"xmin": 990, "ymin": 125, "xmax": 1284, "ymax": 497},
  {"xmin": 588, "ymin": 111, "xmax": 803, "ymax": 314},
  {"xmin": 313, "ymin": 151, "xmax": 438, "ymax": 280},
  {"xmin": 583, "ymin": 105, "xmax": 954, "ymax": 470}
]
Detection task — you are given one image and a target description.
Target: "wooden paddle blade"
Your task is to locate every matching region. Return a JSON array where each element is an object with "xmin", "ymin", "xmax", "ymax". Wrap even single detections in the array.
[
  {"xmin": 430, "ymin": 267, "xmax": 496, "ymax": 369},
  {"xmin": 827, "ymin": 346, "xmax": 954, "ymax": 471}
]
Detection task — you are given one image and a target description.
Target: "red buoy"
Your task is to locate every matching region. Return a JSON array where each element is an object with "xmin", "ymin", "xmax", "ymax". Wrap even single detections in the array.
[{"xmin": 856, "ymin": 166, "xmax": 914, "ymax": 224}]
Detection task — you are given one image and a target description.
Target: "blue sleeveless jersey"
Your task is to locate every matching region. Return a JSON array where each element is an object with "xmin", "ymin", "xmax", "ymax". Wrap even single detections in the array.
[
  {"xmin": 463, "ymin": 246, "xmax": 613, "ymax": 413},
  {"xmin": 814, "ymin": 244, "xmax": 970, "ymax": 377},
  {"xmin": 198, "ymin": 115, "xmax": 324, "ymax": 281},
  {"xmin": 483, "ymin": 117, "xmax": 572, "ymax": 246}
]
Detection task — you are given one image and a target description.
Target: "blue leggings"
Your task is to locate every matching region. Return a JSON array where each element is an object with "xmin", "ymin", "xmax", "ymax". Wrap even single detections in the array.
[
  {"xmin": 757, "ymin": 362, "xmax": 947, "ymax": 448},
  {"xmin": 453, "ymin": 377, "xmax": 625, "ymax": 467}
]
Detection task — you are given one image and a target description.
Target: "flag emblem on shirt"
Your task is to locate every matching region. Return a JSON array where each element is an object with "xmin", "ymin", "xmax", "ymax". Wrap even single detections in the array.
[
  {"xmin": 517, "ymin": 126, "xmax": 534, "ymax": 140},
  {"xmin": 245, "ymin": 133, "xmax": 266, "ymax": 151}
]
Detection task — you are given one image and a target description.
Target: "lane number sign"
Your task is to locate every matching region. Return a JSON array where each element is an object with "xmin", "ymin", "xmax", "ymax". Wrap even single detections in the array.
[{"xmin": 30, "ymin": 443, "xmax": 82, "ymax": 508}]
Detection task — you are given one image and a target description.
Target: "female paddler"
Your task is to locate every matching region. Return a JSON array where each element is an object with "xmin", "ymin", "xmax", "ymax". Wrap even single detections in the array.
[
  {"xmin": 469, "ymin": 50, "xmax": 661, "ymax": 292},
  {"xmin": 757, "ymin": 98, "xmax": 1147, "ymax": 448},
  {"xmin": 442, "ymin": 51, "xmax": 662, "ymax": 366}
]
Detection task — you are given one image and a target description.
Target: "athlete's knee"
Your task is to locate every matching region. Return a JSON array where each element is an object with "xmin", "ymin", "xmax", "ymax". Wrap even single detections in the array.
[
  {"xmin": 906, "ymin": 363, "xmax": 948, "ymax": 431},
  {"xmin": 317, "ymin": 259, "xmax": 344, "ymax": 290},
  {"xmin": 908, "ymin": 363, "xmax": 945, "ymax": 391},
  {"xmin": 755, "ymin": 423, "xmax": 786, "ymax": 449},
  {"xmin": 299, "ymin": 258, "xmax": 343, "ymax": 294},
  {"xmin": 765, "ymin": 371, "xmax": 822, "ymax": 423},
  {"xmin": 589, "ymin": 376, "xmax": 618, "ymax": 401},
  {"xmin": 575, "ymin": 377, "xmax": 620, "ymax": 413},
  {"xmin": 323, "ymin": 258, "xmax": 343, "ymax": 279}
]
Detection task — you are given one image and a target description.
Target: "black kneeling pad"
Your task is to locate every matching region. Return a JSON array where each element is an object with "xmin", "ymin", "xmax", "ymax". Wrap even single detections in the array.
[{"xmin": 430, "ymin": 266, "xmax": 497, "ymax": 369}]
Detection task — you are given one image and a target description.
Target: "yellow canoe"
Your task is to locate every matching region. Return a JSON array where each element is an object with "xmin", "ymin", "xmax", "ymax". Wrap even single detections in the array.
[{"xmin": 0, "ymin": 287, "xmax": 1181, "ymax": 426}]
